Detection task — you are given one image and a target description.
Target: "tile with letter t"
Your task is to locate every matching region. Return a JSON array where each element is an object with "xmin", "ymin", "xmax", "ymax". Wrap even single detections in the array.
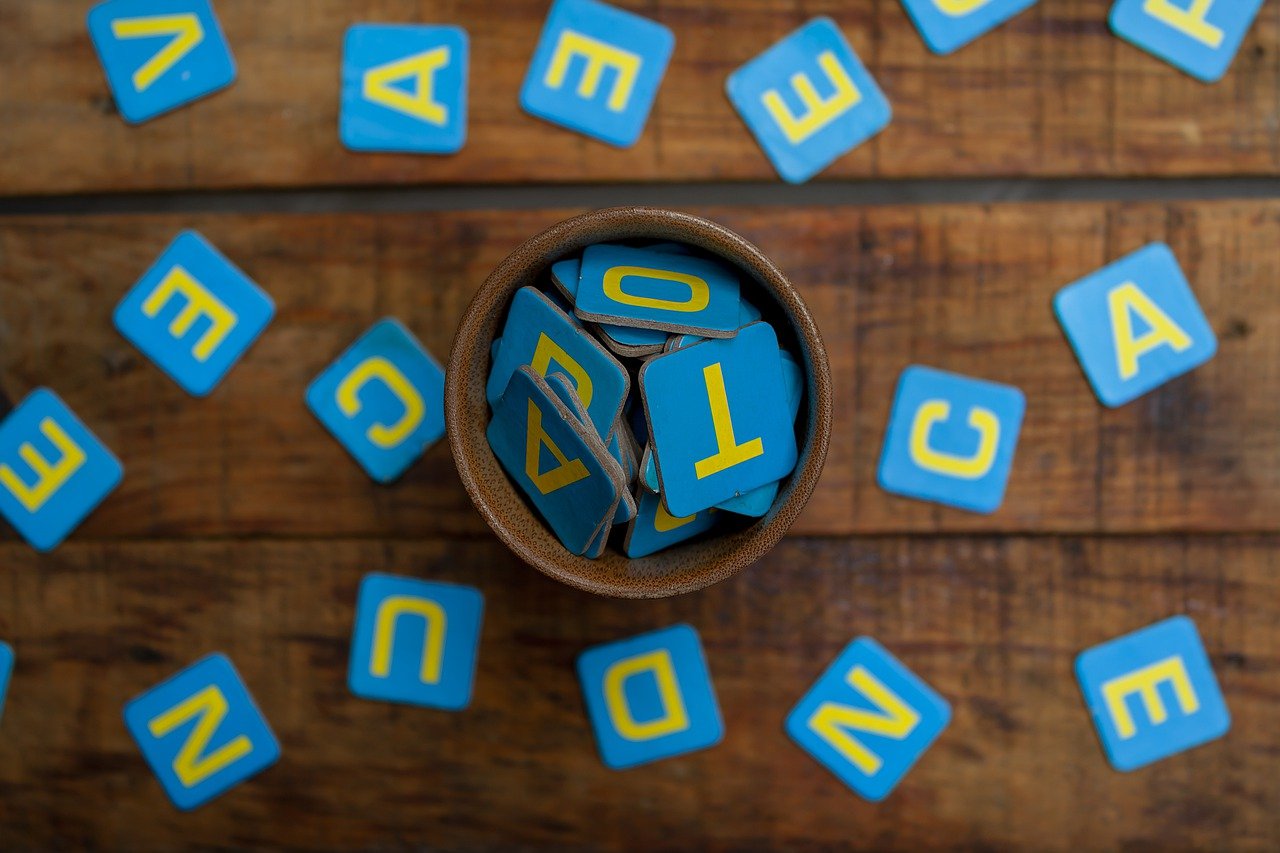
[
  {"xmin": 1054, "ymin": 243, "xmax": 1217, "ymax": 408},
  {"xmin": 123, "ymin": 653, "xmax": 280, "ymax": 811},
  {"xmin": 900, "ymin": 0, "xmax": 1039, "ymax": 56},
  {"xmin": 877, "ymin": 365, "xmax": 1024, "ymax": 514},
  {"xmin": 726, "ymin": 17, "xmax": 891, "ymax": 184},
  {"xmin": 786, "ymin": 637, "xmax": 951, "ymax": 802},
  {"xmin": 1076, "ymin": 615, "xmax": 1230, "ymax": 772},
  {"xmin": 87, "ymin": 0, "xmax": 237, "ymax": 124},
  {"xmin": 0, "ymin": 389, "xmax": 123, "ymax": 552},
  {"xmin": 578, "ymin": 624, "xmax": 723, "ymax": 769},
  {"xmin": 306, "ymin": 318, "xmax": 446, "ymax": 484},
  {"xmin": 348, "ymin": 573, "xmax": 484, "ymax": 710},
  {"xmin": 340, "ymin": 24, "xmax": 469, "ymax": 154},
  {"xmin": 1110, "ymin": 0, "xmax": 1264, "ymax": 83},
  {"xmin": 0, "ymin": 642, "xmax": 12, "ymax": 726},
  {"xmin": 115, "ymin": 230, "xmax": 275, "ymax": 397},
  {"xmin": 520, "ymin": 0, "xmax": 675, "ymax": 147}
]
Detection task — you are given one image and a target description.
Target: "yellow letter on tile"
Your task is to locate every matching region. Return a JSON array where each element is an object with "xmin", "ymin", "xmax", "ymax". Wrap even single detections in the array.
[
  {"xmin": 336, "ymin": 356, "xmax": 425, "ymax": 449},
  {"xmin": 603, "ymin": 649, "xmax": 690, "ymax": 741},
  {"xmin": 0, "ymin": 418, "xmax": 87, "ymax": 513},
  {"xmin": 761, "ymin": 51, "xmax": 862, "ymax": 145},
  {"xmin": 1108, "ymin": 282, "xmax": 1193, "ymax": 381},
  {"xmin": 141, "ymin": 265, "xmax": 238, "ymax": 363},
  {"xmin": 530, "ymin": 333, "xmax": 594, "ymax": 409},
  {"xmin": 370, "ymin": 595, "xmax": 447, "ymax": 684},
  {"xmin": 1143, "ymin": 0, "xmax": 1224, "ymax": 48},
  {"xmin": 525, "ymin": 400, "xmax": 590, "ymax": 495},
  {"xmin": 806, "ymin": 665, "xmax": 921, "ymax": 776},
  {"xmin": 934, "ymin": 0, "xmax": 995, "ymax": 14},
  {"xmin": 694, "ymin": 363, "xmax": 764, "ymax": 479},
  {"xmin": 1101, "ymin": 655, "xmax": 1200, "ymax": 739},
  {"xmin": 908, "ymin": 400, "xmax": 1000, "ymax": 480},
  {"xmin": 110, "ymin": 14, "xmax": 205, "ymax": 92},
  {"xmin": 148, "ymin": 685, "xmax": 253, "ymax": 788},
  {"xmin": 544, "ymin": 30, "xmax": 642, "ymax": 112},
  {"xmin": 363, "ymin": 47, "xmax": 451, "ymax": 125},
  {"xmin": 603, "ymin": 267, "xmax": 710, "ymax": 314}
]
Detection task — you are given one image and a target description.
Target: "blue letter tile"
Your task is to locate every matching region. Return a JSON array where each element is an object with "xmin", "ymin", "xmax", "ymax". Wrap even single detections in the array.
[
  {"xmin": 1110, "ymin": 0, "xmax": 1264, "ymax": 83},
  {"xmin": 900, "ymin": 0, "xmax": 1039, "ymax": 55}
]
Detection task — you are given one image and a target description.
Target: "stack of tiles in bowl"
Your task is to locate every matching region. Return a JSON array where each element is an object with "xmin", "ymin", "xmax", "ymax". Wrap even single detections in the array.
[{"xmin": 486, "ymin": 241, "xmax": 801, "ymax": 560}]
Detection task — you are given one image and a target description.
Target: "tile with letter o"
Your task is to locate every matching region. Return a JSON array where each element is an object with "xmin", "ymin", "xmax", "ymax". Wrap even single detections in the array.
[
  {"xmin": 548, "ymin": 256, "xmax": 668, "ymax": 354},
  {"xmin": 340, "ymin": 24, "xmax": 469, "ymax": 154},
  {"xmin": 0, "ymin": 642, "xmax": 12, "ymax": 726},
  {"xmin": 519, "ymin": 0, "xmax": 675, "ymax": 147},
  {"xmin": 900, "ymin": 0, "xmax": 1039, "ymax": 56},
  {"xmin": 87, "ymin": 0, "xmax": 236, "ymax": 124},
  {"xmin": 786, "ymin": 637, "xmax": 951, "ymax": 802},
  {"xmin": 115, "ymin": 230, "xmax": 274, "ymax": 397},
  {"xmin": 726, "ymin": 17, "xmax": 890, "ymax": 184},
  {"xmin": 348, "ymin": 573, "xmax": 484, "ymax": 710},
  {"xmin": 1054, "ymin": 243, "xmax": 1217, "ymax": 408},
  {"xmin": 877, "ymin": 365, "xmax": 1024, "ymax": 514},
  {"xmin": 578, "ymin": 624, "xmax": 723, "ymax": 769},
  {"xmin": 306, "ymin": 318, "xmax": 446, "ymax": 484},
  {"xmin": 623, "ymin": 489, "xmax": 715, "ymax": 558},
  {"xmin": 1110, "ymin": 0, "xmax": 1263, "ymax": 83},
  {"xmin": 123, "ymin": 653, "xmax": 279, "ymax": 811},
  {"xmin": 1077, "ymin": 615, "xmax": 1230, "ymax": 772},
  {"xmin": 0, "ymin": 389, "xmax": 123, "ymax": 552}
]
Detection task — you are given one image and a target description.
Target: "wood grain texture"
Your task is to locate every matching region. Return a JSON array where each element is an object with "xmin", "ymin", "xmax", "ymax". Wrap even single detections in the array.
[
  {"xmin": 0, "ymin": 535, "xmax": 1274, "ymax": 850},
  {"xmin": 1, "ymin": 0, "xmax": 1278, "ymax": 195}
]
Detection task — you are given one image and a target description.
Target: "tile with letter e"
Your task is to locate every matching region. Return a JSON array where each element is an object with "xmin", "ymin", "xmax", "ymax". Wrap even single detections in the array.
[
  {"xmin": 901, "ymin": 0, "xmax": 1039, "ymax": 56},
  {"xmin": 786, "ymin": 637, "xmax": 950, "ymax": 802},
  {"xmin": 578, "ymin": 624, "xmax": 723, "ymax": 769},
  {"xmin": 1076, "ymin": 615, "xmax": 1230, "ymax": 772},
  {"xmin": 520, "ymin": 0, "xmax": 674, "ymax": 147},
  {"xmin": 306, "ymin": 318, "xmax": 446, "ymax": 484},
  {"xmin": 348, "ymin": 573, "xmax": 484, "ymax": 710},
  {"xmin": 623, "ymin": 489, "xmax": 715, "ymax": 558},
  {"xmin": 0, "ymin": 642, "xmax": 12, "ymax": 725},
  {"xmin": 340, "ymin": 24, "xmax": 468, "ymax": 154},
  {"xmin": 1110, "ymin": 0, "xmax": 1263, "ymax": 83},
  {"xmin": 0, "ymin": 389, "xmax": 123, "ymax": 552},
  {"xmin": 877, "ymin": 365, "xmax": 1024, "ymax": 514},
  {"xmin": 641, "ymin": 322, "xmax": 798, "ymax": 517},
  {"xmin": 726, "ymin": 17, "xmax": 890, "ymax": 184},
  {"xmin": 1054, "ymin": 243, "xmax": 1216, "ymax": 408},
  {"xmin": 115, "ymin": 230, "xmax": 274, "ymax": 397},
  {"xmin": 87, "ymin": 0, "xmax": 236, "ymax": 124},
  {"xmin": 123, "ymin": 653, "xmax": 279, "ymax": 811}
]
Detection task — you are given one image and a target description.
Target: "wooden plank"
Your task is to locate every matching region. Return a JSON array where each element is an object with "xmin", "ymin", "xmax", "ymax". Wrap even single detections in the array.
[
  {"xmin": 0, "ymin": 535, "xmax": 1274, "ymax": 849},
  {"xmin": 1, "ymin": 1, "xmax": 1278, "ymax": 195}
]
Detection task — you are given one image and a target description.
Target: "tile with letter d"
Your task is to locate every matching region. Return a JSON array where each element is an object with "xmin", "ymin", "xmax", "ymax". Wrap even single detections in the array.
[
  {"xmin": 786, "ymin": 637, "xmax": 950, "ymax": 802},
  {"xmin": 123, "ymin": 653, "xmax": 279, "ymax": 811},
  {"xmin": 340, "ymin": 24, "xmax": 468, "ymax": 154},
  {"xmin": 0, "ymin": 642, "xmax": 12, "ymax": 726},
  {"xmin": 306, "ymin": 318, "xmax": 446, "ymax": 484},
  {"xmin": 0, "ymin": 389, "xmax": 123, "ymax": 552},
  {"xmin": 519, "ymin": 0, "xmax": 675, "ymax": 148},
  {"xmin": 1076, "ymin": 615, "xmax": 1230, "ymax": 772},
  {"xmin": 1054, "ymin": 243, "xmax": 1217, "ymax": 408},
  {"xmin": 1110, "ymin": 0, "xmax": 1264, "ymax": 83},
  {"xmin": 900, "ymin": 0, "xmax": 1039, "ymax": 56},
  {"xmin": 578, "ymin": 624, "xmax": 723, "ymax": 769},
  {"xmin": 877, "ymin": 366, "xmax": 1024, "ymax": 514},
  {"xmin": 348, "ymin": 573, "xmax": 484, "ymax": 710},
  {"xmin": 87, "ymin": 0, "xmax": 236, "ymax": 124},
  {"xmin": 726, "ymin": 17, "xmax": 891, "ymax": 184},
  {"xmin": 115, "ymin": 230, "xmax": 274, "ymax": 397}
]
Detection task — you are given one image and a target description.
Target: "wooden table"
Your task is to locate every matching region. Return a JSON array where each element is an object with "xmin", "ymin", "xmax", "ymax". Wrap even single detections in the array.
[{"xmin": 2, "ymin": 2, "xmax": 1279, "ymax": 849}]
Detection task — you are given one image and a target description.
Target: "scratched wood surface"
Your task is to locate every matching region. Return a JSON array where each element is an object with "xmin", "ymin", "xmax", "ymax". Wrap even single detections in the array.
[{"xmin": 2, "ymin": 0, "xmax": 1279, "ymax": 195}]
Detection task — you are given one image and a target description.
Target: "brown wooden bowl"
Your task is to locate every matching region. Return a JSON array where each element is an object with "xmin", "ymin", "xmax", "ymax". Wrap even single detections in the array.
[{"xmin": 445, "ymin": 207, "xmax": 832, "ymax": 598}]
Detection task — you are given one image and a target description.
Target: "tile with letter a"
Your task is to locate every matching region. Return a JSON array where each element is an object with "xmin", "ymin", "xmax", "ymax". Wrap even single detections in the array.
[
  {"xmin": 115, "ymin": 230, "xmax": 275, "ymax": 397},
  {"xmin": 1076, "ymin": 615, "xmax": 1230, "ymax": 772},
  {"xmin": 0, "ymin": 389, "xmax": 123, "ymax": 552},
  {"xmin": 786, "ymin": 637, "xmax": 951, "ymax": 802},
  {"xmin": 340, "ymin": 24, "xmax": 468, "ymax": 154},
  {"xmin": 87, "ymin": 0, "xmax": 236, "ymax": 124},
  {"xmin": 348, "ymin": 573, "xmax": 484, "ymax": 710},
  {"xmin": 578, "ymin": 624, "xmax": 723, "ymax": 769},
  {"xmin": 1054, "ymin": 243, "xmax": 1217, "ymax": 408},
  {"xmin": 641, "ymin": 322, "xmax": 798, "ymax": 517},
  {"xmin": 900, "ymin": 0, "xmax": 1039, "ymax": 56},
  {"xmin": 623, "ymin": 488, "xmax": 715, "ymax": 558},
  {"xmin": 306, "ymin": 318, "xmax": 446, "ymax": 484},
  {"xmin": 1110, "ymin": 0, "xmax": 1264, "ymax": 83},
  {"xmin": 519, "ymin": 0, "xmax": 675, "ymax": 147},
  {"xmin": 123, "ymin": 653, "xmax": 280, "ymax": 811},
  {"xmin": 726, "ymin": 17, "xmax": 891, "ymax": 184},
  {"xmin": 0, "ymin": 642, "xmax": 12, "ymax": 726}
]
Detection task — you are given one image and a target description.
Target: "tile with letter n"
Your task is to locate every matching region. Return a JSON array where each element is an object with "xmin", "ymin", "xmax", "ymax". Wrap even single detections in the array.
[
  {"xmin": 0, "ymin": 642, "xmax": 12, "ymax": 726},
  {"xmin": 1110, "ymin": 0, "xmax": 1264, "ymax": 83},
  {"xmin": 0, "ymin": 389, "xmax": 123, "ymax": 552},
  {"xmin": 1076, "ymin": 615, "xmax": 1231, "ymax": 772},
  {"xmin": 348, "ymin": 573, "xmax": 485, "ymax": 711},
  {"xmin": 786, "ymin": 637, "xmax": 951, "ymax": 802},
  {"xmin": 519, "ymin": 0, "xmax": 675, "ymax": 148},
  {"xmin": 900, "ymin": 0, "xmax": 1039, "ymax": 56},
  {"xmin": 306, "ymin": 318, "xmax": 446, "ymax": 484},
  {"xmin": 578, "ymin": 624, "xmax": 723, "ymax": 770},
  {"xmin": 641, "ymin": 322, "xmax": 798, "ymax": 517},
  {"xmin": 123, "ymin": 653, "xmax": 280, "ymax": 811},
  {"xmin": 726, "ymin": 17, "xmax": 891, "ymax": 184},
  {"xmin": 340, "ymin": 24, "xmax": 469, "ymax": 154},
  {"xmin": 1054, "ymin": 243, "xmax": 1217, "ymax": 408},
  {"xmin": 115, "ymin": 230, "xmax": 275, "ymax": 397},
  {"xmin": 87, "ymin": 0, "xmax": 236, "ymax": 124},
  {"xmin": 623, "ymin": 488, "xmax": 715, "ymax": 558},
  {"xmin": 877, "ymin": 365, "xmax": 1025, "ymax": 515}
]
